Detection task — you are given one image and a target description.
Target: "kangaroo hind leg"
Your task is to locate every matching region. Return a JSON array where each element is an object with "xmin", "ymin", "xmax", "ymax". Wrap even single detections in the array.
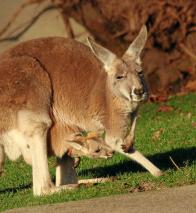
[{"xmin": 18, "ymin": 110, "xmax": 53, "ymax": 196}]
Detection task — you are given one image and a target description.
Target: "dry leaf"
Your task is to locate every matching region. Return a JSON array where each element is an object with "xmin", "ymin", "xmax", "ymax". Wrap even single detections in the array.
[
  {"xmin": 149, "ymin": 94, "xmax": 168, "ymax": 103},
  {"xmin": 185, "ymin": 80, "xmax": 196, "ymax": 92},
  {"xmin": 187, "ymin": 112, "xmax": 192, "ymax": 119},
  {"xmin": 157, "ymin": 105, "xmax": 174, "ymax": 112},
  {"xmin": 192, "ymin": 122, "xmax": 196, "ymax": 128},
  {"xmin": 152, "ymin": 128, "xmax": 164, "ymax": 140},
  {"xmin": 129, "ymin": 181, "xmax": 156, "ymax": 193}
]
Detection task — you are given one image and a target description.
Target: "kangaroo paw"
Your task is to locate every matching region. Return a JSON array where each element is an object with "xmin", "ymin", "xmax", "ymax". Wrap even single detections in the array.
[{"xmin": 121, "ymin": 143, "xmax": 134, "ymax": 153}]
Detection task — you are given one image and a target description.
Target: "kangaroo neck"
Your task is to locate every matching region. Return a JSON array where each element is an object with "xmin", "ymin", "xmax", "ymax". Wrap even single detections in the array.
[{"xmin": 104, "ymin": 78, "xmax": 140, "ymax": 137}]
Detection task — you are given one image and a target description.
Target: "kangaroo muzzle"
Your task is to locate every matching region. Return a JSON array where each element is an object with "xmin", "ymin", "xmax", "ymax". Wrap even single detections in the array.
[{"xmin": 131, "ymin": 86, "xmax": 146, "ymax": 102}]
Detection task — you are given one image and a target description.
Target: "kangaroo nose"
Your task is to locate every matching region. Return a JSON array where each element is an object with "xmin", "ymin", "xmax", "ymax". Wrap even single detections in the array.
[{"xmin": 133, "ymin": 88, "xmax": 144, "ymax": 96}]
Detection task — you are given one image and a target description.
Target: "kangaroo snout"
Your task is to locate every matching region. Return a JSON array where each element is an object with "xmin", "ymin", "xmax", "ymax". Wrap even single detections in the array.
[
  {"xmin": 131, "ymin": 86, "xmax": 146, "ymax": 102},
  {"xmin": 133, "ymin": 87, "xmax": 144, "ymax": 96}
]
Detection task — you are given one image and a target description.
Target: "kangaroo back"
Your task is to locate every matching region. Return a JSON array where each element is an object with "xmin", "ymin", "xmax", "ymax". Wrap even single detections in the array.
[
  {"xmin": 0, "ymin": 55, "xmax": 52, "ymax": 133},
  {"xmin": 2, "ymin": 37, "xmax": 107, "ymax": 130}
]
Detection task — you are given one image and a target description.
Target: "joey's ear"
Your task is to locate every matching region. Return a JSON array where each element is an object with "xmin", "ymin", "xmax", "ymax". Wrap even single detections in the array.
[
  {"xmin": 66, "ymin": 141, "xmax": 88, "ymax": 154},
  {"xmin": 87, "ymin": 37, "xmax": 117, "ymax": 70},
  {"xmin": 123, "ymin": 25, "xmax": 147, "ymax": 63},
  {"xmin": 67, "ymin": 141, "xmax": 83, "ymax": 150}
]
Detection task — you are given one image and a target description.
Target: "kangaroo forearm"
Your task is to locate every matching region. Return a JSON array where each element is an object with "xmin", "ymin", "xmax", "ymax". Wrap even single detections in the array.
[{"xmin": 121, "ymin": 113, "xmax": 138, "ymax": 152}]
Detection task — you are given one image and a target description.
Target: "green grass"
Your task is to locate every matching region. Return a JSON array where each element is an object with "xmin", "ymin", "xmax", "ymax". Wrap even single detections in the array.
[{"xmin": 0, "ymin": 93, "xmax": 196, "ymax": 211}]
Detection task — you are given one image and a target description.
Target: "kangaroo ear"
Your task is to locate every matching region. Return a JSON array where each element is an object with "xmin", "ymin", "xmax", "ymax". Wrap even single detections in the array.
[
  {"xmin": 66, "ymin": 141, "xmax": 83, "ymax": 150},
  {"xmin": 66, "ymin": 141, "xmax": 88, "ymax": 154},
  {"xmin": 87, "ymin": 37, "xmax": 117, "ymax": 70},
  {"xmin": 123, "ymin": 25, "xmax": 147, "ymax": 63}
]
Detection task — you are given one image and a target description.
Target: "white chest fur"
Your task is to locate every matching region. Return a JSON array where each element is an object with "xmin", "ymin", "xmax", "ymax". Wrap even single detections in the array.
[{"xmin": 0, "ymin": 129, "xmax": 31, "ymax": 163}]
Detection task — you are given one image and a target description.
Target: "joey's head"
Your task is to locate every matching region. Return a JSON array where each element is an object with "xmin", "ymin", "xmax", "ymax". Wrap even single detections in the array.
[
  {"xmin": 66, "ymin": 133, "xmax": 114, "ymax": 159},
  {"xmin": 87, "ymin": 25, "xmax": 148, "ymax": 103}
]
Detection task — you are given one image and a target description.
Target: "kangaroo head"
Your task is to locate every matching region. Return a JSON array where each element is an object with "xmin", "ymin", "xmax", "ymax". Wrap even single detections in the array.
[
  {"xmin": 87, "ymin": 25, "xmax": 148, "ymax": 103},
  {"xmin": 66, "ymin": 132, "xmax": 114, "ymax": 159}
]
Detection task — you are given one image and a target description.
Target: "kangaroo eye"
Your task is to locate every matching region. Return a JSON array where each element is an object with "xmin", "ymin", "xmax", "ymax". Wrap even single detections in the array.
[
  {"xmin": 116, "ymin": 75, "xmax": 125, "ymax": 80},
  {"xmin": 95, "ymin": 149, "xmax": 100, "ymax": 153}
]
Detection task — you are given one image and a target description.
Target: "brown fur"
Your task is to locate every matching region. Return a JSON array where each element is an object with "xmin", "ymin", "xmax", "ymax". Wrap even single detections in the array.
[
  {"xmin": 0, "ymin": 26, "xmax": 162, "ymax": 195},
  {"xmin": 66, "ymin": 131, "xmax": 113, "ymax": 159},
  {"xmin": 1, "ymin": 37, "xmax": 130, "ymax": 156},
  {"xmin": 0, "ymin": 55, "xmax": 52, "ymax": 133}
]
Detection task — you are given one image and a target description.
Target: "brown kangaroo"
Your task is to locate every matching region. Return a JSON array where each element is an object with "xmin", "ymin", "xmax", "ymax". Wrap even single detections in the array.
[{"xmin": 0, "ymin": 25, "xmax": 162, "ymax": 196}]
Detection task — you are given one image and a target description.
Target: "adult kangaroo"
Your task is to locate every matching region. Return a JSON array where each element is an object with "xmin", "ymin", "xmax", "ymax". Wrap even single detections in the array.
[{"xmin": 0, "ymin": 25, "xmax": 162, "ymax": 196}]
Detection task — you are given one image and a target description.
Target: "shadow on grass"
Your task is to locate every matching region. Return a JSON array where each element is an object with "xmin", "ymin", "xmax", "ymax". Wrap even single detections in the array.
[
  {"xmin": 0, "ymin": 183, "xmax": 31, "ymax": 194},
  {"xmin": 1, "ymin": 147, "xmax": 195, "ymax": 194},
  {"xmin": 78, "ymin": 147, "xmax": 196, "ymax": 177}
]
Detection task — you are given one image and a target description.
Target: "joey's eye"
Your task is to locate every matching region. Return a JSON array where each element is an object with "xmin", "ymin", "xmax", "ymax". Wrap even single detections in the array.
[
  {"xmin": 116, "ymin": 75, "xmax": 125, "ymax": 80},
  {"xmin": 95, "ymin": 148, "xmax": 100, "ymax": 153}
]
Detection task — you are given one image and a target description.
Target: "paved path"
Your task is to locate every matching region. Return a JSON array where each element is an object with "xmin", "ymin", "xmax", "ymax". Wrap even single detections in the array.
[{"xmin": 4, "ymin": 184, "xmax": 196, "ymax": 213}]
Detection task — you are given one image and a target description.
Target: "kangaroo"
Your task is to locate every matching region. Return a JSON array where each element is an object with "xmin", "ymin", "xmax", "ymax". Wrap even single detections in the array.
[
  {"xmin": 66, "ymin": 131, "xmax": 113, "ymax": 159},
  {"xmin": 0, "ymin": 25, "xmax": 162, "ymax": 196},
  {"xmin": 65, "ymin": 131, "xmax": 114, "ymax": 169}
]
